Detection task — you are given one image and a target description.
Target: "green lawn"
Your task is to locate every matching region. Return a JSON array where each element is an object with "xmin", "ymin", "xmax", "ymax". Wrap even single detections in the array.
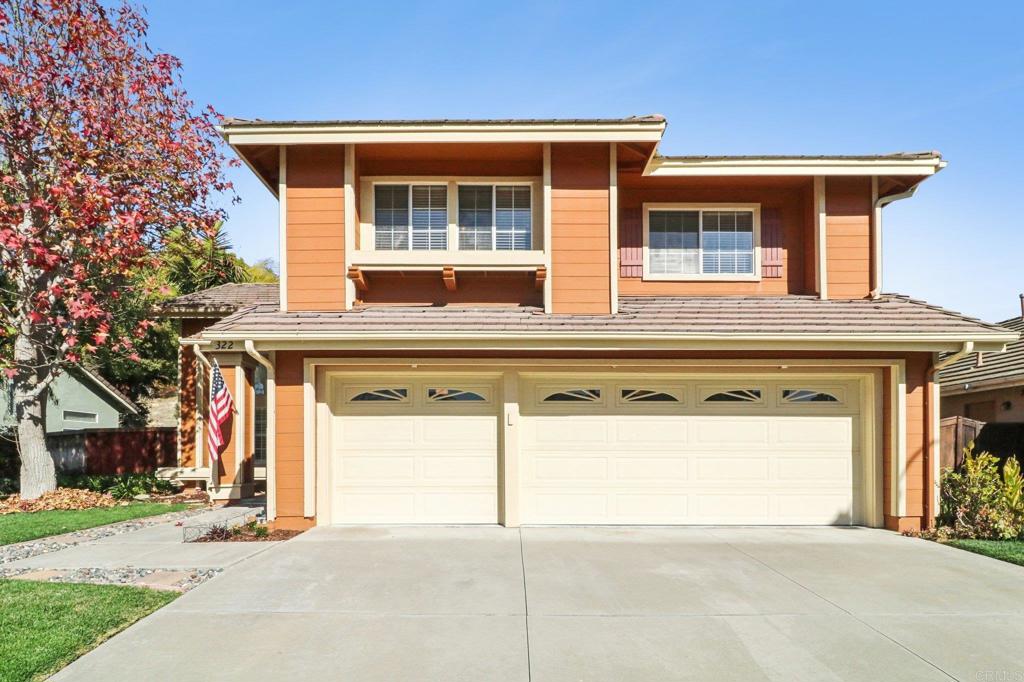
[
  {"xmin": 0, "ymin": 579, "xmax": 176, "ymax": 681},
  {"xmin": 945, "ymin": 539, "xmax": 1024, "ymax": 567},
  {"xmin": 0, "ymin": 503, "xmax": 186, "ymax": 545}
]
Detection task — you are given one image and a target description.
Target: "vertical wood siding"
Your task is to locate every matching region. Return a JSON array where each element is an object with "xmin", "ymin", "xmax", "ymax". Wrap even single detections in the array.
[
  {"xmin": 550, "ymin": 143, "xmax": 611, "ymax": 314},
  {"xmin": 274, "ymin": 351, "xmax": 306, "ymax": 520},
  {"xmin": 177, "ymin": 318, "xmax": 213, "ymax": 468},
  {"xmin": 760, "ymin": 207, "xmax": 784, "ymax": 278},
  {"xmin": 617, "ymin": 179, "xmax": 809, "ymax": 296},
  {"xmin": 825, "ymin": 176, "xmax": 872, "ymax": 300},
  {"xmin": 286, "ymin": 145, "xmax": 346, "ymax": 311}
]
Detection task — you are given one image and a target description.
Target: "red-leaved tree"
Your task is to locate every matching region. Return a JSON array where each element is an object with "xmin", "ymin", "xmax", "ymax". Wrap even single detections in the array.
[{"xmin": 0, "ymin": 0, "xmax": 233, "ymax": 497}]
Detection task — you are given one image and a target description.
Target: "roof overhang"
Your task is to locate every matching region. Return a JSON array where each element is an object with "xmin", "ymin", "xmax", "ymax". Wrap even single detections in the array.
[
  {"xmin": 941, "ymin": 373, "xmax": 1024, "ymax": 396},
  {"xmin": 193, "ymin": 330, "xmax": 1015, "ymax": 354},
  {"xmin": 647, "ymin": 155, "xmax": 947, "ymax": 177},
  {"xmin": 220, "ymin": 119, "xmax": 667, "ymax": 146}
]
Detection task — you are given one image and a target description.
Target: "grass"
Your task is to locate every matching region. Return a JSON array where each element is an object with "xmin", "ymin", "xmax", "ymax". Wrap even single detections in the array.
[
  {"xmin": 944, "ymin": 538, "xmax": 1024, "ymax": 567},
  {"xmin": 0, "ymin": 579, "xmax": 176, "ymax": 681},
  {"xmin": 0, "ymin": 503, "xmax": 186, "ymax": 545}
]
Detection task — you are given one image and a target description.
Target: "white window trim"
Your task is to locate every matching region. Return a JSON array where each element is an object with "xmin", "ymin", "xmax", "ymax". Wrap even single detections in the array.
[
  {"xmin": 455, "ymin": 181, "xmax": 534, "ymax": 252},
  {"xmin": 642, "ymin": 203, "xmax": 762, "ymax": 282},
  {"xmin": 362, "ymin": 176, "xmax": 542, "ymax": 253},
  {"xmin": 372, "ymin": 181, "xmax": 450, "ymax": 252}
]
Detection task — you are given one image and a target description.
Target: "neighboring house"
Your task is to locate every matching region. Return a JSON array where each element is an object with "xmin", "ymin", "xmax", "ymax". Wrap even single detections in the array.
[
  {"xmin": 1, "ymin": 365, "xmax": 139, "ymax": 433},
  {"xmin": 170, "ymin": 115, "xmax": 1016, "ymax": 533},
  {"xmin": 940, "ymin": 305, "xmax": 1024, "ymax": 422}
]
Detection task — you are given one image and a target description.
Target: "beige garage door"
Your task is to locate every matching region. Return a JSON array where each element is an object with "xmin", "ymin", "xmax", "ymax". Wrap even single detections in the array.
[
  {"xmin": 329, "ymin": 377, "xmax": 499, "ymax": 523},
  {"xmin": 520, "ymin": 377, "xmax": 862, "ymax": 525}
]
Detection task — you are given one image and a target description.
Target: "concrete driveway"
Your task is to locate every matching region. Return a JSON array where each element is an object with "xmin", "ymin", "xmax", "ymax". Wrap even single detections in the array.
[{"xmin": 54, "ymin": 526, "xmax": 1024, "ymax": 681}]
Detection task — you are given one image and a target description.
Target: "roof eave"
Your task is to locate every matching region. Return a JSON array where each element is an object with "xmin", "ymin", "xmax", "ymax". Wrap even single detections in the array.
[
  {"xmin": 192, "ymin": 331, "xmax": 1015, "ymax": 353},
  {"xmin": 219, "ymin": 120, "xmax": 667, "ymax": 146},
  {"xmin": 646, "ymin": 156, "xmax": 946, "ymax": 177}
]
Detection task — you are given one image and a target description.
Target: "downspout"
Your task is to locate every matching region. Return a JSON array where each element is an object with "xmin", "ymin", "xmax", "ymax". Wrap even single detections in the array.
[
  {"xmin": 179, "ymin": 339, "xmax": 215, "ymax": 492},
  {"xmin": 926, "ymin": 340, "xmax": 975, "ymax": 529},
  {"xmin": 245, "ymin": 340, "xmax": 276, "ymax": 522},
  {"xmin": 870, "ymin": 185, "xmax": 918, "ymax": 299}
]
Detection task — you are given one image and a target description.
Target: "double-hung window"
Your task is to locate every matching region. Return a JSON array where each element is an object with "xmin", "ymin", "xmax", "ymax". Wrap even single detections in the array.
[
  {"xmin": 374, "ymin": 184, "xmax": 448, "ymax": 250},
  {"xmin": 458, "ymin": 185, "xmax": 531, "ymax": 250},
  {"xmin": 645, "ymin": 205, "xmax": 759, "ymax": 279}
]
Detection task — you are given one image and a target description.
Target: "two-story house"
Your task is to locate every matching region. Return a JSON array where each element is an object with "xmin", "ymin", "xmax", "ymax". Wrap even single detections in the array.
[{"xmin": 170, "ymin": 115, "xmax": 1015, "ymax": 533}]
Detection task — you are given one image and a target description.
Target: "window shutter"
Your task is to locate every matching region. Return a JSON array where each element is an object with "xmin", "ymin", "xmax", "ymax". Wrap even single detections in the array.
[
  {"xmin": 619, "ymin": 207, "xmax": 643, "ymax": 277},
  {"xmin": 761, "ymin": 207, "xmax": 783, "ymax": 278}
]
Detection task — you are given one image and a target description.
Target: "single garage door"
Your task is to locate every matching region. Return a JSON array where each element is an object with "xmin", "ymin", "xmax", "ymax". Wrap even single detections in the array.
[
  {"xmin": 329, "ymin": 377, "xmax": 499, "ymax": 523},
  {"xmin": 520, "ymin": 376, "xmax": 862, "ymax": 525}
]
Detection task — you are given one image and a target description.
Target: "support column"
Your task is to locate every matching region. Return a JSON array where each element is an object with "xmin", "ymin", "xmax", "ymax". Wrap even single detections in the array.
[
  {"xmin": 501, "ymin": 371, "xmax": 521, "ymax": 527},
  {"xmin": 208, "ymin": 353, "xmax": 256, "ymax": 501}
]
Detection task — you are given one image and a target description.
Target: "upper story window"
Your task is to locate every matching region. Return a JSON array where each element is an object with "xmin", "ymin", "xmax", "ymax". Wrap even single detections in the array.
[
  {"xmin": 643, "ymin": 204, "xmax": 760, "ymax": 281},
  {"xmin": 458, "ymin": 185, "xmax": 531, "ymax": 251},
  {"xmin": 374, "ymin": 184, "xmax": 448, "ymax": 250}
]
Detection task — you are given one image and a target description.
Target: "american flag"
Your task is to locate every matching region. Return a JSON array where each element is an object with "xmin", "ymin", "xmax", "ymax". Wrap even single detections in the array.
[{"xmin": 207, "ymin": 360, "xmax": 234, "ymax": 461}]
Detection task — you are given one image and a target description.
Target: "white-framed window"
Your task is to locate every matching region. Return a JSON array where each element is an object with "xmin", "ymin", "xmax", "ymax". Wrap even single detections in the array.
[
  {"xmin": 458, "ymin": 184, "xmax": 532, "ymax": 251},
  {"xmin": 374, "ymin": 184, "xmax": 448, "ymax": 250},
  {"xmin": 643, "ymin": 203, "xmax": 761, "ymax": 281}
]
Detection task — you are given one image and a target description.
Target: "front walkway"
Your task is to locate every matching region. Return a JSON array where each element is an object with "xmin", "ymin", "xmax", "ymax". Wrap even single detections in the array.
[
  {"xmin": 50, "ymin": 525, "xmax": 1024, "ymax": 681},
  {"xmin": 1, "ymin": 505, "xmax": 271, "ymax": 592}
]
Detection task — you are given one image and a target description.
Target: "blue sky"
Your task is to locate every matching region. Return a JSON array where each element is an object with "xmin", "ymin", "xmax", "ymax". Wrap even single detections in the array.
[{"xmin": 146, "ymin": 1, "xmax": 1024, "ymax": 322}]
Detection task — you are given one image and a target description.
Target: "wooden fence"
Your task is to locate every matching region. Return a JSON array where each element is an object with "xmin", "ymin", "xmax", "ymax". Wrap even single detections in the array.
[
  {"xmin": 939, "ymin": 416, "xmax": 985, "ymax": 470},
  {"xmin": 48, "ymin": 427, "xmax": 178, "ymax": 475}
]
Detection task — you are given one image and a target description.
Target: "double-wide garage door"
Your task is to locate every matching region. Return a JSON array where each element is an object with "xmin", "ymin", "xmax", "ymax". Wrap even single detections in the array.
[{"xmin": 329, "ymin": 374, "xmax": 862, "ymax": 525}]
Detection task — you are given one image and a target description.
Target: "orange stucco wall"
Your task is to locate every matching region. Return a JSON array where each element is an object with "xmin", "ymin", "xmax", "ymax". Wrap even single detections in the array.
[
  {"xmin": 269, "ymin": 348, "xmax": 936, "ymax": 531},
  {"xmin": 825, "ymin": 176, "xmax": 872, "ymax": 300},
  {"xmin": 550, "ymin": 143, "xmax": 611, "ymax": 314},
  {"xmin": 286, "ymin": 145, "xmax": 346, "ymax": 311}
]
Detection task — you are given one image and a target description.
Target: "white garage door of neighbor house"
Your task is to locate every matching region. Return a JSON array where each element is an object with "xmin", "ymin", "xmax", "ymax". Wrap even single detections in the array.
[
  {"xmin": 330, "ymin": 378, "xmax": 499, "ymax": 524},
  {"xmin": 520, "ymin": 377, "xmax": 862, "ymax": 526}
]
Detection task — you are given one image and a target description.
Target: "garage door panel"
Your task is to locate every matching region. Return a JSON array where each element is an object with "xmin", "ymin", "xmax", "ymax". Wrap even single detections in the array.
[
  {"xmin": 615, "ymin": 457, "xmax": 688, "ymax": 481},
  {"xmin": 422, "ymin": 417, "xmax": 495, "ymax": 445},
  {"xmin": 774, "ymin": 418, "xmax": 853, "ymax": 446},
  {"xmin": 695, "ymin": 457, "xmax": 770, "ymax": 482},
  {"xmin": 531, "ymin": 493, "xmax": 609, "ymax": 521},
  {"xmin": 528, "ymin": 418, "xmax": 610, "ymax": 445},
  {"xmin": 774, "ymin": 494, "xmax": 853, "ymax": 524},
  {"xmin": 340, "ymin": 455, "xmax": 416, "ymax": 482},
  {"xmin": 340, "ymin": 417, "xmax": 416, "ymax": 445},
  {"xmin": 695, "ymin": 494, "xmax": 770, "ymax": 521},
  {"xmin": 419, "ymin": 492, "xmax": 497, "ymax": 522},
  {"xmin": 776, "ymin": 456, "xmax": 852, "ymax": 482},
  {"xmin": 693, "ymin": 419, "xmax": 770, "ymax": 445},
  {"xmin": 422, "ymin": 455, "xmax": 497, "ymax": 482},
  {"xmin": 534, "ymin": 456, "xmax": 608, "ymax": 481},
  {"xmin": 614, "ymin": 493, "xmax": 688, "ymax": 521},
  {"xmin": 614, "ymin": 419, "xmax": 689, "ymax": 444}
]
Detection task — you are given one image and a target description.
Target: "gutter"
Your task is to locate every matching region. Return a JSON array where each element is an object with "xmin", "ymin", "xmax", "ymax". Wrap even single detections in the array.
[
  {"xmin": 244, "ymin": 341, "xmax": 277, "ymax": 522},
  {"xmin": 870, "ymin": 187, "xmax": 918, "ymax": 299}
]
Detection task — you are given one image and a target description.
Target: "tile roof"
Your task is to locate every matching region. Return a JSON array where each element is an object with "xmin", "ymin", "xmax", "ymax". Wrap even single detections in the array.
[
  {"xmin": 196, "ymin": 295, "xmax": 1013, "ymax": 342},
  {"xmin": 939, "ymin": 316, "xmax": 1024, "ymax": 388},
  {"xmin": 162, "ymin": 283, "xmax": 279, "ymax": 317}
]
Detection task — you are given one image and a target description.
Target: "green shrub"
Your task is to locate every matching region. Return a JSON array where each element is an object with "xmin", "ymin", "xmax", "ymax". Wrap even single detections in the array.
[
  {"xmin": 939, "ymin": 445, "xmax": 1024, "ymax": 540},
  {"xmin": 58, "ymin": 473, "xmax": 175, "ymax": 499}
]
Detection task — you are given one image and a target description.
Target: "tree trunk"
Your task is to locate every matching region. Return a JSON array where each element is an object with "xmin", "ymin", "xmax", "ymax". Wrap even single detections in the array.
[
  {"xmin": 17, "ymin": 389, "xmax": 53, "ymax": 499},
  {"xmin": 14, "ymin": 332, "xmax": 55, "ymax": 499}
]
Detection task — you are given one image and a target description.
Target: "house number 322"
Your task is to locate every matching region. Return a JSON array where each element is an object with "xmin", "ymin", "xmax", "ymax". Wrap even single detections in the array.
[{"xmin": 214, "ymin": 341, "xmax": 235, "ymax": 350}]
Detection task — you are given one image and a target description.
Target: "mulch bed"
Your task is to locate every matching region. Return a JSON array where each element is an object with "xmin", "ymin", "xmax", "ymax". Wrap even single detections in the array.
[{"xmin": 194, "ymin": 524, "xmax": 302, "ymax": 542}]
